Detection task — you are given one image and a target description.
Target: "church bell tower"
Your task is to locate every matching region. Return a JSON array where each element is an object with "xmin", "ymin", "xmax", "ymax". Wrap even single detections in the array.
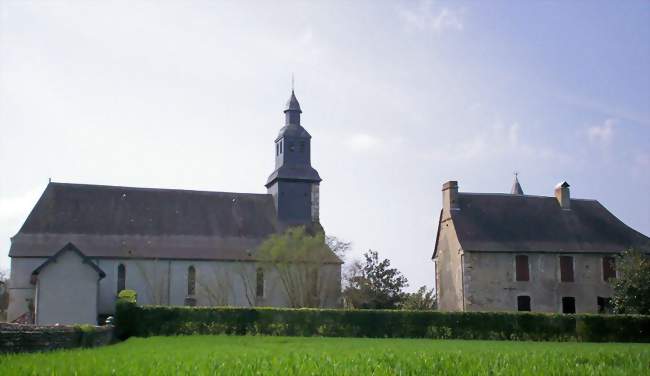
[{"xmin": 265, "ymin": 90, "xmax": 322, "ymax": 227}]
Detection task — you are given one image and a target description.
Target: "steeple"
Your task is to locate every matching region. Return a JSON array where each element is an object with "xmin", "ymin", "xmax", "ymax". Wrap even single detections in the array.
[
  {"xmin": 266, "ymin": 89, "xmax": 322, "ymax": 227},
  {"xmin": 284, "ymin": 90, "xmax": 302, "ymax": 125},
  {"xmin": 511, "ymin": 173, "xmax": 524, "ymax": 195}
]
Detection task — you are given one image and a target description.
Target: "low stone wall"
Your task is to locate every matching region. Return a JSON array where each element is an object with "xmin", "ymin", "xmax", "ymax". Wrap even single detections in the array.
[{"xmin": 0, "ymin": 323, "xmax": 114, "ymax": 353}]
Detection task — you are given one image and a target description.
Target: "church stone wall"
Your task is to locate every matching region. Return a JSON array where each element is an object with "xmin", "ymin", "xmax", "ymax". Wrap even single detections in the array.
[
  {"xmin": 7, "ymin": 258, "xmax": 45, "ymax": 323},
  {"xmin": 94, "ymin": 259, "xmax": 340, "ymax": 315}
]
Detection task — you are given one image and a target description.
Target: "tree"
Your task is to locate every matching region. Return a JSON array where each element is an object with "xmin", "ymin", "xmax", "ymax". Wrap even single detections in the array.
[
  {"xmin": 402, "ymin": 286, "xmax": 436, "ymax": 310},
  {"xmin": 257, "ymin": 226, "xmax": 341, "ymax": 308},
  {"xmin": 326, "ymin": 236, "xmax": 351, "ymax": 262},
  {"xmin": 343, "ymin": 250, "xmax": 408, "ymax": 309},
  {"xmin": 611, "ymin": 249, "xmax": 650, "ymax": 315},
  {"xmin": 0, "ymin": 269, "xmax": 8, "ymax": 322}
]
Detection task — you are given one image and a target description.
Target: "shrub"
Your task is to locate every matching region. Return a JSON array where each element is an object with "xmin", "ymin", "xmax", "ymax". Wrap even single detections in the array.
[
  {"xmin": 117, "ymin": 290, "xmax": 137, "ymax": 304},
  {"xmin": 114, "ymin": 305, "xmax": 650, "ymax": 342}
]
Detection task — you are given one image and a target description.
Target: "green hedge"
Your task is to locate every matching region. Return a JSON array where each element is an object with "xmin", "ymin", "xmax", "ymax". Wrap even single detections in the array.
[{"xmin": 114, "ymin": 302, "xmax": 650, "ymax": 342}]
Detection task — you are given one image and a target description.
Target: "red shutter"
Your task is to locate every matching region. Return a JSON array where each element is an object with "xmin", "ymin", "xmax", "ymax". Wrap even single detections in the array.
[
  {"xmin": 603, "ymin": 257, "xmax": 616, "ymax": 281},
  {"xmin": 516, "ymin": 255, "xmax": 529, "ymax": 281},
  {"xmin": 560, "ymin": 256, "xmax": 574, "ymax": 282}
]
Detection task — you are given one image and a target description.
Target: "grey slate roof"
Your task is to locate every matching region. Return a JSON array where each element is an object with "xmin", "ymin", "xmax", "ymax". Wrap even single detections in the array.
[
  {"xmin": 436, "ymin": 193, "xmax": 650, "ymax": 256},
  {"xmin": 10, "ymin": 182, "xmax": 281, "ymax": 261},
  {"xmin": 284, "ymin": 90, "xmax": 302, "ymax": 113},
  {"xmin": 31, "ymin": 242, "xmax": 106, "ymax": 280},
  {"xmin": 510, "ymin": 176, "xmax": 524, "ymax": 195}
]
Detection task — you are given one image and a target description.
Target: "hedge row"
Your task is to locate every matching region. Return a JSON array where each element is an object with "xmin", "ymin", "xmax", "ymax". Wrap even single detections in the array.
[{"xmin": 114, "ymin": 302, "xmax": 650, "ymax": 342}]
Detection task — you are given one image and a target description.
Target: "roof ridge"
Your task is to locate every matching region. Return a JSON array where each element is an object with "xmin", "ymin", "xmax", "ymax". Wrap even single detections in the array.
[
  {"xmin": 48, "ymin": 182, "xmax": 271, "ymax": 197},
  {"xmin": 458, "ymin": 192, "xmax": 598, "ymax": 202}
]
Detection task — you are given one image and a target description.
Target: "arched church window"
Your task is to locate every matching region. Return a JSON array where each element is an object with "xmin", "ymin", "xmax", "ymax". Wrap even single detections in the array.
[
  {"xmin": 117, "ymin": 264, "xmax": 126, "ymax": 294},
  {"xmin": 280, "ymin": 141, "xmax": 283, "ymax": 154},
  {"xmin": 187, "ymin": 266, "xmax": 196, "ymax": 296},
  {"xmin": 299, "ymin": 141, "xmax": 305, "ymax": 152},
  {"xmin": 289, "ymin": 142, "xmax": 295, "ymax": 152},
  {"xmin": 256, "ymin": 267, "xmax": 264, "ymax": 298},
  {"xmin": 276, "ymin": 143, "xmax": 279, "ymax": 156}
]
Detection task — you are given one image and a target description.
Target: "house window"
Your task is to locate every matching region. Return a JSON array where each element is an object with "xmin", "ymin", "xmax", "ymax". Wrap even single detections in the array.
[
  {"xmin": 117, "ymin": 264, "xmax": 126, "ymax": 294},
  {"xmin": 517, "ymin": 295, "xmax": 531, "ymax": 312},
  {"xmin": 562, "ymin": 297, "xmax": 576, "ymax": 314},
  {"xmin": 187, "ymin": 266, "xmax": 196, "ymax": 296},
  {"xmin": 597, "ymin": 296, "xmax": 612, "ymax": 314},
  {"xmin": 515, "ymin": 255, "xmax": 529, "ymax": 281},
  {"xmin": 560, "ymin": 256, "xmax": 574, "ymax": 282},
  {"xmin": 602, "ymin": 256, "xmax": 616, "ymax": 281},
  {"xmin": 256, "ymin": 268, "xmax": 264, "ymax": 298}
]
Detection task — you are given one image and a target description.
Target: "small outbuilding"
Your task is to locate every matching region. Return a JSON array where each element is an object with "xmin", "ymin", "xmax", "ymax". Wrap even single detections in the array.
[{"xmin": 31, "ymin": 243, "xmax": 105, "ymax": 325}]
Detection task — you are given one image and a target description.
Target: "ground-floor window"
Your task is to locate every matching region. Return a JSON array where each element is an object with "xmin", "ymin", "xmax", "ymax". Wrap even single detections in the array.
[
  {"xmin": 562, "ymin": 297, "xmax": 576, "ymax": 314},
  {"xmin": 517, "ymin": 295, "xmax": 531, "ymax": 311},
  {"xmin": 597, "ymin": 296, "xmax": 612, "ymax": 314}
]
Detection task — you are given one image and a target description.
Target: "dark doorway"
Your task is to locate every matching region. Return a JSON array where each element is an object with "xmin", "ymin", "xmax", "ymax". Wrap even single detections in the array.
[
  {"xmin": 517, "ymin": 296, "xmax": 531, "ymax": 312},
  {"xmin": 562, "ymin": 297, "xmax": 576, "ymax": 314}
]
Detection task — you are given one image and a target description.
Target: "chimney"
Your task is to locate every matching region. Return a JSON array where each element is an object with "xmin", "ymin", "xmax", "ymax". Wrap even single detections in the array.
[
  {"xmin": 442, "ymin": 181, "xmax": 459, "ymax": 213},
  {"xmin": 555, "ymin": 181, "xmax": 570, "ymax": 209}
]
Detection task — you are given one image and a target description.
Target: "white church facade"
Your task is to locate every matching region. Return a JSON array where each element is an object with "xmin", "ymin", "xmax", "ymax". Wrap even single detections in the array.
[{"xmin": 7, "ymin": 91, "xmax": 342, "ymax": 325}]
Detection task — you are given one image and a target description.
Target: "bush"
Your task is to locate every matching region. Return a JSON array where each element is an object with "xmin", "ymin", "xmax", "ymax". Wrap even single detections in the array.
[
  {"xmin": 117, "ymin": 290, "xmax": 137, "ymax": 304},
  {"xmin": 113, "ymin": 305, "xmax": 650, "ymax": 342}
]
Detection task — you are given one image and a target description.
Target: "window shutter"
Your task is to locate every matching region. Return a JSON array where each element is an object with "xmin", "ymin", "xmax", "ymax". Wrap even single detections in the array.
[
  {"xmin": 560, "ymin": 256, "xmax": 574, "ymax": 282},
  {"xmin": 603, "ymin": 257, "xmax": 616, "ymax": 281},
  {"xmin": 516, "ymin": 255, "xmax": 529, "ymax": 281}
]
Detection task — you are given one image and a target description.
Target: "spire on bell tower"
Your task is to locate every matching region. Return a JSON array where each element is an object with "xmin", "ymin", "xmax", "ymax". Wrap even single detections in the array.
[
  {"xmin": 511, "ymin": 172, "xmax": 524, "ymax": 195},
  {"xmin": 284, "ymin": 90, "xmax": 302, "ymax": 126},
  {"xmin": 266, "ymin": 88, "xmax": 322, "ymax": 227}
]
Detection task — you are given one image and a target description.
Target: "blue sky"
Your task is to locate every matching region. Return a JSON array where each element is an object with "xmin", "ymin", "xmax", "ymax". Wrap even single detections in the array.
[{"xmin": 1, "ymin": 0, "xmax": 649, "ymax": 290}]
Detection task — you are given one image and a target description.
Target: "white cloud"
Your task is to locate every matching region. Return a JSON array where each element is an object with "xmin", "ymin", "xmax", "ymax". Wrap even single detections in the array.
[
  {"xmin": 398, "ymin": 1, "xmax": 465, "ymax": 33},
  {"xmin": 344, "ymin": 133, "xmax": 382, "ymax": 152},
  {"xmin": 587, "ymin": 118, "xmax": 617, "ymax": 144},
  {"xmin": 0, "ymin": 187, "xmax": 43, "ymax": 222}
]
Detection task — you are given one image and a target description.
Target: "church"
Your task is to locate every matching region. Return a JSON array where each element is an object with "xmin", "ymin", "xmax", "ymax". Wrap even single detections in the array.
[{"xmin": 7, "ymin": 91, "xmax": 342, "ymax": 325}]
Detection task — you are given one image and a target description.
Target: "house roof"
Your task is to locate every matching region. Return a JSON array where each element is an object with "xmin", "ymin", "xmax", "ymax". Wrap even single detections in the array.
[
  {"xmin": 31, "ymin": 242, "xmax": 106, "ymax": 280},
  {"xmin": 434, "ymin": 192, "xmax": 650, "ymax": 256},
  {"xmin": 10, "ymin": 182, "xmax": 281, "ymax": 261}
]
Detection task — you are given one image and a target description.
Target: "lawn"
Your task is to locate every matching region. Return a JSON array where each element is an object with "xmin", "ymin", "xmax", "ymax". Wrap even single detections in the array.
[{"xmin": 1, "ymin": 336, "xmax": 649, "ymax": 375}]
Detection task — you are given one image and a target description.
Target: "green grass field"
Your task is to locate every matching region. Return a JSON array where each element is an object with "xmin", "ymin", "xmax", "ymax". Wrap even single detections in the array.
[{"xmin": 1, "ymin": 336, "xmax": 649, "ymax": 375}]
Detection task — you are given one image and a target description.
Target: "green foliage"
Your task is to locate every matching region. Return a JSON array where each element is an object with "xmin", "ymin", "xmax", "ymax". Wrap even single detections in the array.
[
  {"xmin": 611, "ymin": 249, "xmax": 650, "ymax": 315},
  {"xmin": 402, "ymin": 286, "xmax": 436, "ymax": 310},
  {"xmin": 113, "ymin": 305, "xmax": 650, "ymax": 342},
  {"xmin": 2, "ymin": 336, "xmax": 649, "ymax": 375},
  {"xmin": 117, "ymin": 289, "xmax": 137, "ymax": 304},
  {"xmin": 344, "ymin": 250, "xmax": 408, "ymax": 309},
  {"xmin": 257, "ymin": 226, "xmax": 339, "ymax": 308}
]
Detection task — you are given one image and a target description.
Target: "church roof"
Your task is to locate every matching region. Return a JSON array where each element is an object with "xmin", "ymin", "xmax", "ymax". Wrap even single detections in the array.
[
  {"xmin": 9, "ymin": 182, "xmax": 281, "ymax": 261},
  {"xmin": 434, "ymin": 193, "xmax": 650, "ymax": 257}
]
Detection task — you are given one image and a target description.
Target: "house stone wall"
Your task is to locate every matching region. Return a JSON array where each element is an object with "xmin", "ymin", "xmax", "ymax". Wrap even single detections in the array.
[
  {"xmin": 434, "ymin": 218, "xmax": 464, "ymax": 312},
  {"xmin": 463, "ymin": 251, "xmax": 615, "ymax": 313}
]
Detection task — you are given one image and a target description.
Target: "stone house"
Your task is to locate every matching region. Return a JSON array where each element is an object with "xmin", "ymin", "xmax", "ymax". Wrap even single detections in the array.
[
  {"xmin": 433, "ymin": 178, "xmax": 650, "ymax": 313},
  {"xmin": 7, "ymin": 90, "xmax": 342, "ymax": 325}
]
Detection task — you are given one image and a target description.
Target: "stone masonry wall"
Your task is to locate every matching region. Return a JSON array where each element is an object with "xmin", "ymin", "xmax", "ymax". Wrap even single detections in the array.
[{"xmin": 0, "ymin": 323, "xmax": 114, "ymax": 353}]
